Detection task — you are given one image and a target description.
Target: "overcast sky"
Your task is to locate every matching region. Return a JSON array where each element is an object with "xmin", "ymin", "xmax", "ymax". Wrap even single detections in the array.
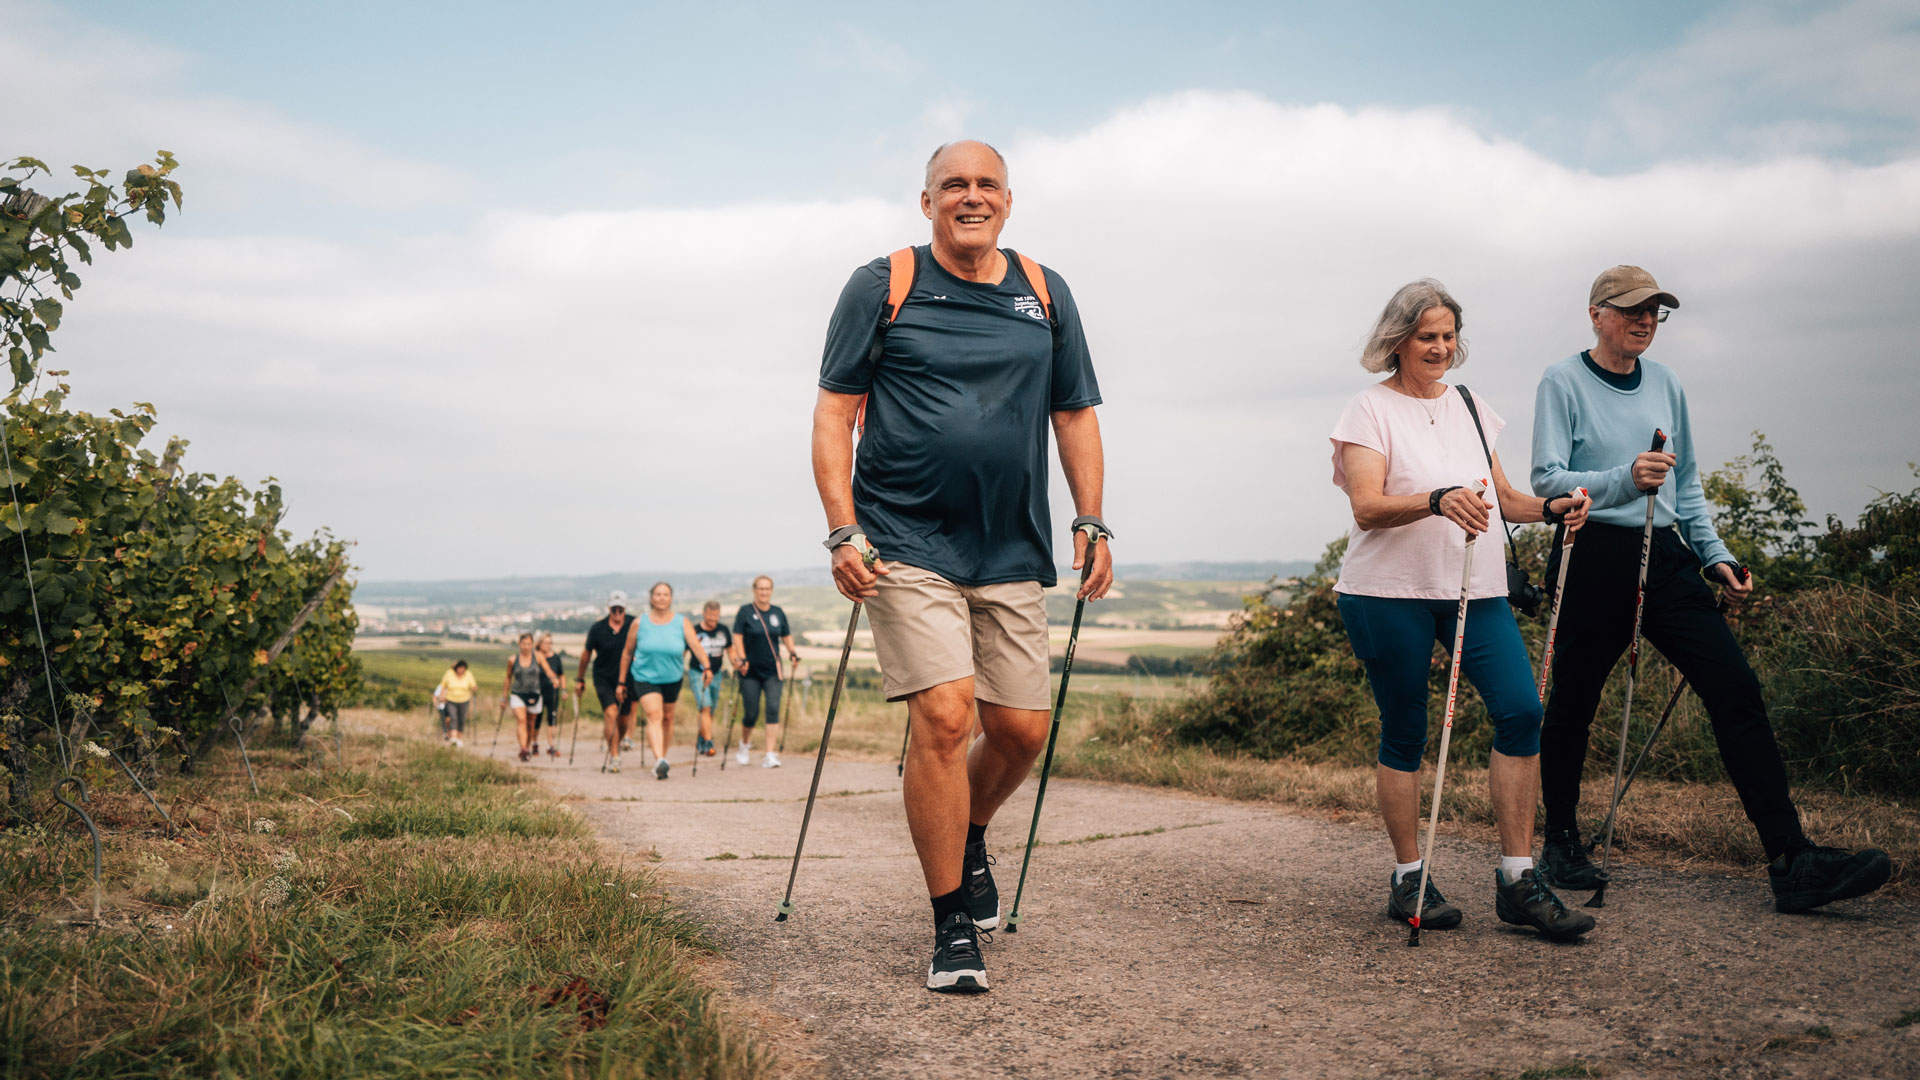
[{"xmin": 8, "ymin": 0, "xmax": 1919, "ymax": 581}]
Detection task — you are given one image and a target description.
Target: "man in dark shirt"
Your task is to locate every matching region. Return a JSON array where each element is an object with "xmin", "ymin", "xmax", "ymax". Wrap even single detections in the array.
[
  {"xmin": 687, "ymin": 600, "xmax": 732, "ymax": 757},
  {"xmin": 575, "ymin": 591, "xmax": 638, "ymax": 773},
  {"xmin": 731, "ymin": 575, "xmax": 799, "ymax": 768},
  {"xmin": 811, "ymin": 140, "xmax": 1113, "ymax": 994}
]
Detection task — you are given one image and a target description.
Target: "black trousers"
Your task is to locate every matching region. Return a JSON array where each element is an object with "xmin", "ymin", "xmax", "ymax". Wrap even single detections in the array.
[{"xmin": 1542, "ymin": 521, "xmax": 1805, "ymax": 859}]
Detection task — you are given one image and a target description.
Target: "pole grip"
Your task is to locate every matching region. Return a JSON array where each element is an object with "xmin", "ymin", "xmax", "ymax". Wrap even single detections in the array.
[{"xmin": 1650, "ymin": 429, "xmax": 1667, "ymax": 453}]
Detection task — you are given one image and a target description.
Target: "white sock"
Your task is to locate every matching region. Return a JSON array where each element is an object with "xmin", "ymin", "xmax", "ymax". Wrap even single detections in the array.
[
  {"xmin": 1394, "ymin": 859, "xmax": 1422, "ymax": 884},
  {"xmin": 1500, "ymin": 855, "xmax": 1534, "ymax": 883}
]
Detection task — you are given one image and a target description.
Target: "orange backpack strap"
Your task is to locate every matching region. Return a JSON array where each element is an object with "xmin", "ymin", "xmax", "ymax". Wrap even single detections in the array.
[
  {"xmin": 884, "ymin": 247, "xmax": 915, "ymax": 323},
  {"xmin": 1011, "ymin": 250, "xmax": 1053, "ymax": 322},
  {"xmin": 858, "ymin": 247, "xmax": 919, "ymax": 438}
]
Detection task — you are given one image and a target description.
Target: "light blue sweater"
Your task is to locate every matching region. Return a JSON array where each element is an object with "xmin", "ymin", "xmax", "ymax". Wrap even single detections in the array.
[{"xmin": 1530, "ymin": 353, "xmax": 1733, "ymax": 568}]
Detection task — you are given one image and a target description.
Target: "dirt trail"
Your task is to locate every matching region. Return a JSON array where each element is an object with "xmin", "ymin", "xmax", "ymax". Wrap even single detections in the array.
[{"xmin": 474, "ymin": 736, "xmax": 1919, "ymax": 1079}]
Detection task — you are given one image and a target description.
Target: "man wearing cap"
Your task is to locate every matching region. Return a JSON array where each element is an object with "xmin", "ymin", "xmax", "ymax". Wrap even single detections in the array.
[
  {"xmin": 811, "ymin": 139, "xmax": 1113, "ymax": 993},
  {"xmin": 1530, "ymin": 266, "xmax": 1890, "ymax": 912},
  {"xmin": 576, "ymin": 591, "xmax": 638, "ymax": 773}
]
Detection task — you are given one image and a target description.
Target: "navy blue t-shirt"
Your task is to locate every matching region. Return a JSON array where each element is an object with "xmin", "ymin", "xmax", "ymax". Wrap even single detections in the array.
[
  {"xmin": 733, "ymin": 604, "xmax": 791, "ymax": 681},
  {"xmin": 818, "ymin": 246, "xmax": 1101, "ymax": 587}
]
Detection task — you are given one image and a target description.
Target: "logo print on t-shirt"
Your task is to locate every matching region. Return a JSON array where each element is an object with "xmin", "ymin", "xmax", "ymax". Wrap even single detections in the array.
[{"xmin": 1013, "ymin": 296, "xmax": 1045, "ymax": 321}]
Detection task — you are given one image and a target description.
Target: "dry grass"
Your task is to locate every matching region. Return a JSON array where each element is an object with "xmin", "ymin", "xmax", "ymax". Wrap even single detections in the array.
[
  {"xmin": 1, "ymin": 708, "xmax": 771, "ymax": 1079},
  {"xmin": 1056, "ymin": 726, "xmax": 1918, "ymax": 891}
]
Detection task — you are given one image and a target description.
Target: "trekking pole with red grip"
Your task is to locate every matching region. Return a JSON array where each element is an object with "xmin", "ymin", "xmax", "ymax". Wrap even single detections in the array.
[
  {"xmin": 1587, "ymin": 430, "xmax": 1667, "ymax": 909},
  {"xmin": 1408, "ymin": 480, "xmax": 1486, "ymax": 947}
]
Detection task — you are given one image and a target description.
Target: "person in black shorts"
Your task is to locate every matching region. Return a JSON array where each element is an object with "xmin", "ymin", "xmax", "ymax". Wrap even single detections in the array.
[
  {"xmin": 535, "ymin": 632, "xmax": 567, "ymax": 757},
  {"xmin": 688, "ymin": 601, "xmax": 732, "ymax": 757},
  {"xmin": 731, "ymin": 574, "xmax": 800, "ymax": 769},
  {"xmin": 576, "ymin": 590, "xmax": 639, "ymax": 773}
]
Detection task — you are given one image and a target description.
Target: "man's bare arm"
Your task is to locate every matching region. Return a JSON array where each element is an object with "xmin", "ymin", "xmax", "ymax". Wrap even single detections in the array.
[{"xmin": 1052, "ymin": 406, "xmax": 1114, "ymax": 600}]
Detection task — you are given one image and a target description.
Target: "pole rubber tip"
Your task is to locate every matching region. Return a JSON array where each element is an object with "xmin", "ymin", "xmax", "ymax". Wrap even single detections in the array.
[
  {"xmin": 1584, "ymin": 884, "xmax": 1607, "ymax": 909},
  {"xmin": 775, "ymin": 899, "xmax": 795, "ymax": 922},
  {"xmin": 1004, "ymin": 912, "xmax": 1021, "ymax": 932}
]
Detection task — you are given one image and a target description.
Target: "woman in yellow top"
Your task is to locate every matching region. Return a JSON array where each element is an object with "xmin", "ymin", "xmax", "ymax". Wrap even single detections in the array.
[{"xmin": 437, "ymin": 660, "xmax": 479, "ymax": 747}]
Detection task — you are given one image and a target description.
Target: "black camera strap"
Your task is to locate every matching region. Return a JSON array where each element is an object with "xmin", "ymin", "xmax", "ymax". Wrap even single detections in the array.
[{"xmin": 1455, "ymin": 385, "xmax": 1522, "ymax": 567}]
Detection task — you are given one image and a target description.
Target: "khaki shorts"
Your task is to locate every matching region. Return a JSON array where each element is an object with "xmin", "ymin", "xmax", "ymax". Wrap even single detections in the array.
[{"xmin": 864, "ymin": 564, "xmax": 1051, "ymax": 711}]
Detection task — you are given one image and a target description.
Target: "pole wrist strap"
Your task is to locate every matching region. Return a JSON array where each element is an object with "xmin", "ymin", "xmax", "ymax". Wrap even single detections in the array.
[
  {"xmin": 822, "ymin": 524, "xmax": 862, "ymax": 551},
  {"xmin": 1429, "ymin": 487, "xmax": 1461, "ymax": 517},
  {"xmin": 1070, "ymin": 514, "xmax": 1114, "ymax": 540}
]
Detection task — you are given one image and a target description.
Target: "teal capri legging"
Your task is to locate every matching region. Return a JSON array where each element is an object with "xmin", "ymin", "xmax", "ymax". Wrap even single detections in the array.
[{"xmin": 1336, "ymin": 593, "xmax": 1542, "ymax": 772}]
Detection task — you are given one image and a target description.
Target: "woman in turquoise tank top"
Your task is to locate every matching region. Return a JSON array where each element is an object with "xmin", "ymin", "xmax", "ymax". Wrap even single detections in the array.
[{"xmin": 623, "ymin": 581, "xmax": 714, "ymax": 780}]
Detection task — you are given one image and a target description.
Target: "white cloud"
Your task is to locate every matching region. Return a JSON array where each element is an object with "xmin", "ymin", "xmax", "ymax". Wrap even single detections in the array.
[
  {"xmin": 0, "ymin": 1, "xmax": 467, "ymax": 215},
  {"xmin": 39, "ymin": 89, "xmax": 1920, "ymax": 581},
  {"xmin": 1599, "ymin": 0, "xmax": 1920, "ymax": 160}
]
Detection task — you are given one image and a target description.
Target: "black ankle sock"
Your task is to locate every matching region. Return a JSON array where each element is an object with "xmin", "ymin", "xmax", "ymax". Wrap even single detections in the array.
[
  {"xmin": 931, "ymin": 886, "xmax": 967, "ymax": 927},
  {"xmin": 966, "ymin": 821, "xmax": 987, "ymax": 847}
]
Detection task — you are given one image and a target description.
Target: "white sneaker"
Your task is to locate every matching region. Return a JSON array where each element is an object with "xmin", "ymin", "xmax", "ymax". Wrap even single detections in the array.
[
  {"xmin": 452, "ymin": 736, "xmax": 464, "ymax": 748},
  {"xmin": 762, "ymin": 751, "xmax": 781, "ymax": 769},
  {"xmin": 606, "ymin": 757, "xmax": 621, "ymax": 773},
  {"xmin": 620, "ymin": 736, "xmax": 634, "ymax": 752},
  {"xmin": 736, "ymin": 744, "xmax": 751, "ymax": 765}
]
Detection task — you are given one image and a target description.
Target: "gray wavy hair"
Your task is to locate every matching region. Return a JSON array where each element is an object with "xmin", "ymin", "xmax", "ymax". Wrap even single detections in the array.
[{"xmin": 1360, "ymin": 279, "xmax": 1468, "ymax": 374}]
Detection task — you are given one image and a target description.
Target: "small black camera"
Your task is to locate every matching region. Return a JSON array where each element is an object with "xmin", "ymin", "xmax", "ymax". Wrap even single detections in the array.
[{"xmin": 1508, "ymin": 562, "xmax": 1546, "ymax": 618}]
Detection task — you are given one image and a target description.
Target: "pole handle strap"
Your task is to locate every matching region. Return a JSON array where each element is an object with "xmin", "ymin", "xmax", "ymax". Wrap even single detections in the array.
[{"xmin": 1070, "ymin": 515, "xmax": 1114, "ymax": 541}]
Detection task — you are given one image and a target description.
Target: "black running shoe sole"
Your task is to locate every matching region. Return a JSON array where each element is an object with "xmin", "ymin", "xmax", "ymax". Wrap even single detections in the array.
[
  {"xmin": 1495, "ymin": 896, "xmax": 1595, "ymax": 941},
  {"xmin": 1774, "ymin": 852, "xmax": 1893, "ymax": 913}
]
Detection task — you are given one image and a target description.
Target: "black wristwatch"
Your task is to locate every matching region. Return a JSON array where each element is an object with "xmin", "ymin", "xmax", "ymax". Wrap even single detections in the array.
[{"xmin": 1429, "ymin": 486, "xmax": 1461, "ymax": 517}]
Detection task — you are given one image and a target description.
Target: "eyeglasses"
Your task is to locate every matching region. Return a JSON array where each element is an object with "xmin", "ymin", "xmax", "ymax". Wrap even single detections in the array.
[{"xmin": 1602, "ymin": 302, "xmax": 1670, "ymax": 323}]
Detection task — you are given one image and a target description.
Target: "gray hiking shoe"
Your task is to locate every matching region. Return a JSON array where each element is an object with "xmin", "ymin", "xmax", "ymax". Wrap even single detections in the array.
[
  {"xmin": 1387, "ymin": 870, "xmax": 1461, "ymax": 930},
  {"xmin": 1495, "ymin": 868, "xmax": 1595, "ymax": 940}
]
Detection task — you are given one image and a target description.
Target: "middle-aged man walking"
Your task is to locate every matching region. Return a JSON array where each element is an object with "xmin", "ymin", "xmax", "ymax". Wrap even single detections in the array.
[
  {"xmin": 811, "ymin": 140, "xmax": 1113, "ymax": 993},
  {"xmin": 575, "ymin": 590, "xmax": 638, "ymax": 773},
  {"xmin": 1530, "ymin": 265, "xmax": 1890, "ymax": 912}
]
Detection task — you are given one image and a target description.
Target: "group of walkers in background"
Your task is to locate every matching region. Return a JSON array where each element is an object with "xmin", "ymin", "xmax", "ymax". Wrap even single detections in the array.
[{"xmin": 431, "ymin": 575, "xmax": 804, "ymax": 780}]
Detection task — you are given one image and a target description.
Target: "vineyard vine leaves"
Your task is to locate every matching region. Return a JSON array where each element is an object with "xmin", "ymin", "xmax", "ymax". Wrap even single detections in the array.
[{"xmin": 3, "ymin": 154, "xmax": 359, "ymax": 764}]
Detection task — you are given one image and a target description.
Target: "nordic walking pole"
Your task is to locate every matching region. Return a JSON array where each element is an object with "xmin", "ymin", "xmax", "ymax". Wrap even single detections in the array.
[
  {"xmin": 567, "ymin": 690, "xmax": 582, "ymax": 765},
  {"xmin": 1589, "ymin": 570, "xmax": 1746, "ymax": 856},
  {"xmin": 1588, "ymin": 430, "xmax": 1666, "ymax": 909},
  {"xmin": 1004, "ymin": 522, "xmax": 1107, "ymax": 933},
  {"xmin": 775, "ymin": 537, "xmax": 878, "ymax": 922},
  {"xmin": 776, "ymin": 652, "xmax": 798, "ymax": 753},
  {"xmin": 896, "ymin": 714, "xmax": 911, "ymax": 778},
  {"xmin": 1537, "ymin": 487, "xmax": 1589, "ymax": 703},
  {"xmin": 489, "ymin": 696, "xmax": 510, "ymax": 755},
  {"xmin": 719, "ymin": 670, "xmax": 739, "ymax": 771},
  {"xmin": 1409, "ymin": 481, "xmax": 1485, "ymax": 946}
]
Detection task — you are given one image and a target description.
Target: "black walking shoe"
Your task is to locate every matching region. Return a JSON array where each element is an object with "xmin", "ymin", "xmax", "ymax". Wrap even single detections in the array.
[
  {"xmin": 1540, "ymin": 829, "xmax": 1609, "ymax": 890},
  {"xmin": 1769, "ymin": 844, "xmax": 1892, "ymax": 913},
  {"xmin": 1495, "ymin": 868, "xmax": 1595, "ymax": 940},
  {"xmin": 1386, "ymin": 871, "xmax": 1462, "ymax": 930},
  {"xmin": 926, "ymin": 911, "xmax": 989, "ymax": 993},
  {"xmin": 964, "ymin": 841, "xmax": 1000, "ymax": 931}
]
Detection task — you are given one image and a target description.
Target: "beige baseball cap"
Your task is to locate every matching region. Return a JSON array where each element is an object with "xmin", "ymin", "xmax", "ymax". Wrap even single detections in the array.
[{"xmin": 1590, "ymin": 265, "xmax": 1679, "ymax": 309}]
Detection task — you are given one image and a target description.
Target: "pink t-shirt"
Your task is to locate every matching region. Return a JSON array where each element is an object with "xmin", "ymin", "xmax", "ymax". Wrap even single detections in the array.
[{"xmin": 1329, "ymin": 382, "xmax": 1509, "ymax": 601}]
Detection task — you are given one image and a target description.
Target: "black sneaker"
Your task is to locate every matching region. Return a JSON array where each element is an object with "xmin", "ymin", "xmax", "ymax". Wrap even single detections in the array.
[
  {"xmin": 1770, "ymin": 844, "xmax": 1892, "ymax": 913},
  {"xmin": 926, "ymin": 911, "xmax": 988, "ymax": 993},
  {"xmin": 1386, "ymin": 870, "xmax": 1461, "ymax": 930},
  {"xmin": 1495, "ymin": 868, "xmax": 1595, "ymax": 940},
  {"xmin": 964, "ymin": 841, "xmax": 1000, "ymax": 931},
  {"xmin": 1540, "ymin": 828, "xmax": 1609, "ymax": 890}
]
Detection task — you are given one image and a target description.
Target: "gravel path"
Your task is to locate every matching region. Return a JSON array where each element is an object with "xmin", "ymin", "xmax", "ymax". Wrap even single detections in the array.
[{"xmin": 475, "ymin": 737, "xmax": 1919, "ymax": 1079}]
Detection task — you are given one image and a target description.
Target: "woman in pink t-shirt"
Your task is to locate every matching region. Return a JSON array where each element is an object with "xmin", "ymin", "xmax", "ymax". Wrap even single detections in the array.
[{"xmin": 1329, "ymin": 278, "xmax": 1592, "ymax": 942}]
